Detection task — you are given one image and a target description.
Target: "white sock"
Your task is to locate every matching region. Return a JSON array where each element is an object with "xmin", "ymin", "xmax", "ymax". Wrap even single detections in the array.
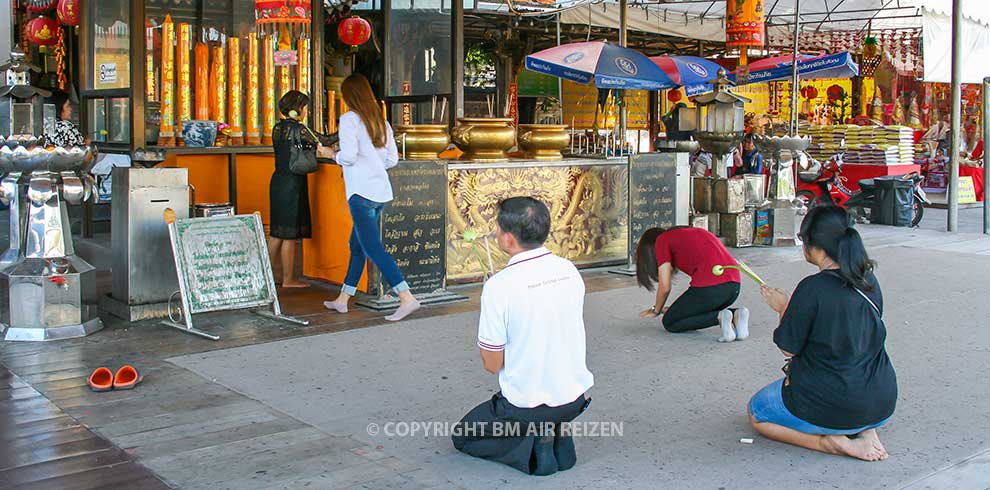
[
  {"xmin": 385, "ymin": 299, "xmax": 421, "ymax": 322},
  {"xmin": 734, "ymin": 307, "xmax": 750, "ymax": 341},
  {"xmin": 717, "ymin": 309, "xmax": 736, "ymax": 343}
]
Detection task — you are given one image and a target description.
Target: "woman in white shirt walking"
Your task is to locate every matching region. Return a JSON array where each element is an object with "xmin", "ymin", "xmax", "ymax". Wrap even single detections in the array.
[{"xmin": 322, "ymin": 74, "xmax": 420, "ymax": 321}]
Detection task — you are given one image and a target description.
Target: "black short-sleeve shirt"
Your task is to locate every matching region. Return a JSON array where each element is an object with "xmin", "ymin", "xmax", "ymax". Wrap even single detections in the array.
[{"xmin": 773, "ymin": 270, "xmax": 898, "ymax": 430}]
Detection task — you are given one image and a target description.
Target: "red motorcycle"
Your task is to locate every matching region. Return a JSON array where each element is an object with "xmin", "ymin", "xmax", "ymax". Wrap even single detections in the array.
[{"xmin": 797, "ymin": 153, "xmax": 928, "ymax": 227}]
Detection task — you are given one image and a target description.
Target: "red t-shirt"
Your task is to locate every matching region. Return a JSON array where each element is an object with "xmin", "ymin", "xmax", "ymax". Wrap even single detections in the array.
[{"xmin": 654, "ymin": 227, "xmax": 740, "ymax": 288}]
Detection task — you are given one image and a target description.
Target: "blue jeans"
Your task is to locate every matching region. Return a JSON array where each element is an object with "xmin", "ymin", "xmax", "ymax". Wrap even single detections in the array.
[
  {"xmin": 749, "ymin": 379, "xmax": 891, "ymax": 436},
  {"xmin": 341, "ymin": 195, "xmax": 409, "ymax": 295}
]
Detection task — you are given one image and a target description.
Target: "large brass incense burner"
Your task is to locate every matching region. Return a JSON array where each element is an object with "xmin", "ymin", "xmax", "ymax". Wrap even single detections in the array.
[
  {"xmin": 394, "ymin": 124, "xmax": 450, "ymax": 160},
  {"xmin": 450, "ymin": 118, "xmax": 515, "ymax": 162},
  {"xmin": 518, "ymin": 124, "xmax": 568, "ymax": 161}
]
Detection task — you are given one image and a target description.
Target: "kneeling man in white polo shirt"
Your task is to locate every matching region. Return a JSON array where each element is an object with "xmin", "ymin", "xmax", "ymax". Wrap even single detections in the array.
[{"xmin": 452, "ymin": 196, "xmax": 594, "ymax": 476}]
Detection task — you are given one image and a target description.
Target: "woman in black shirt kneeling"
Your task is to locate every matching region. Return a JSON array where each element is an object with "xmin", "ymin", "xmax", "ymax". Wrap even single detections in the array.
[{"xmin": 751, "ymin": 206, "xmax": 897, "ymax": 462}]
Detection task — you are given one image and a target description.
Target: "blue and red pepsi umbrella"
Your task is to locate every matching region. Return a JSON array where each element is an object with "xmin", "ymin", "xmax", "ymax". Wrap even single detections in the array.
[
  {"xmin": 525, "ymin": 41, "xmax": 676, "ymax": 90},
  {"xmin": 649, "ymin": 55, "xmax": 727, "ymax": 96}
]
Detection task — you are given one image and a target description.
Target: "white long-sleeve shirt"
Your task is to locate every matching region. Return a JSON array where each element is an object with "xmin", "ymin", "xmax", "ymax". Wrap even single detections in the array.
[{"xmin": 335, "ymin": 111, "xmax": 399, "ymax": 203}]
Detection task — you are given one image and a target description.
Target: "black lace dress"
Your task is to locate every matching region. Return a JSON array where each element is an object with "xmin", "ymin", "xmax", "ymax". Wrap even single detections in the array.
[{"xmin": 269, "ymin": 119, "xmax": 334, "ymax": 239}]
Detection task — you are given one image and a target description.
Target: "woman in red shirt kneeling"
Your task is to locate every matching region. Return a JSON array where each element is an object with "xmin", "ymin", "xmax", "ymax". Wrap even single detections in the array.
[{"xmin": 636, "ymin": 227, "xmax": 749, "ymax": 342}]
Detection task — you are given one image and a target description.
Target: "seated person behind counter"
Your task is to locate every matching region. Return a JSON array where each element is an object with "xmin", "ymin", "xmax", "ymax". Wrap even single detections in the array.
[{"xmin": 452, "ymin": 197, "xmax": 593, "ymax": 476}]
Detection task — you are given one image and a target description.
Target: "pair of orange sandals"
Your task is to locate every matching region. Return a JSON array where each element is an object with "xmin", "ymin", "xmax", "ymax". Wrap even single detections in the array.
[{"xmin": 87, "ymin": 365, "xmax": 143, "ymax": 392}]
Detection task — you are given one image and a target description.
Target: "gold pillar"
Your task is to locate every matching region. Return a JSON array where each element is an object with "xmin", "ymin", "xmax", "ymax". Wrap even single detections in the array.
[
  {"xmin": 145, "ymin": 27, "xmax": 156, "ymax": 101},
  {"xmin": 245, "ymin": 33, "xmax": 261, "ymax": 145},
  {"xmin": 297, "ymin": 38, "xmax": 310, "ymax": 95},
  {"xmin": 228, "ymin": 37, "xmax": 243, "ymax": 146},
  {"xmin": 210, "ymin": 45, "xmax": 226, "ymax": 124},
  {"xmin": 194, "ymin": 41, "xmax": 210, "ymax": 120}
]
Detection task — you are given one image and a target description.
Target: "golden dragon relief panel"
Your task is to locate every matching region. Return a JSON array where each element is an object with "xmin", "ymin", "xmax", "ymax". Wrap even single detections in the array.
[{"xmin": 446, "ymin": 164, "xmax": 629, "ymax": 280}]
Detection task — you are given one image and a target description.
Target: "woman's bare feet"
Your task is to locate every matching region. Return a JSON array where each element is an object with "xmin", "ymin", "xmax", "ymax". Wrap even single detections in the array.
[
  {"xmin": 281, "ymin": 280, "xmax": 309, "ymax": 288},
  {"xmin": 820, "ymin": 433, "xmax": 888, "ymax": 461},
  {"xmin": 859, "ymin": 429, "xmax": 889, "ymax": 459},
  {"xmin": 385, "ymin": 298, "xmax": 420, "ymax": 322}
]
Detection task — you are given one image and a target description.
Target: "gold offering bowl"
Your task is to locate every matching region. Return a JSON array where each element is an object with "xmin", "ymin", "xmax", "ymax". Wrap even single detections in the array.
[
  {"xmin": 518, "ymin": 124, "xmax": 569, "ymax": 161},
  {"xmin": 394, "ymin": 124, "xmax": 450, "ymax": 160},
  {"xmin": 451, "ymin": 118, "xmax": 516, "ymax": 162}
]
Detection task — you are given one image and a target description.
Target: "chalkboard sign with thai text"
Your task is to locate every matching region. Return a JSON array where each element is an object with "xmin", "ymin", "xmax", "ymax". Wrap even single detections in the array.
[
  {"xmin": 374, "ymin": 160, "xmax": 448, "ymax": 296},
  {"xmin": 627, "ymin": 153, "xmax": 685, "ymax": 259}
]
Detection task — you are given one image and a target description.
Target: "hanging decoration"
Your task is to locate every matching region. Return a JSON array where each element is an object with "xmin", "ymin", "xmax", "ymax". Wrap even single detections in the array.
[
  {"xmin": 860, "ymin": 36, "xmax": 883, "ymax": 77},
  {"xmin": 666, "ymin": 90, "xmax": 682, "ymax": 104},
  {"xmin": 255, "ymin": 0, "xmax": 312, "ymax": 39},
  {"xmin": 26, "ymin": 17, "xmax": 59, "ymax": 46},
  {"xmin": 56, "ymin": 0, "xmax": 79, "ymax": 26},
  {"xmin": 337, "ymin": 16, "xmax": 371, "ymax": 50},
  {"xmin": 25, "ymin": 0, "xmax": 57, "ymax": 13},
  {"xmin": 725, "ymin": 0, "xmax": 765, "ymax": 82},
  {"xmin": 54, "ymin": 25, "xmax": 67, "ymax": 90}
]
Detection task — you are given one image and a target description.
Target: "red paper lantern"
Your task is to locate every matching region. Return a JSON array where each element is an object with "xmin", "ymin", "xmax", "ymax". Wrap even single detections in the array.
[
  {"xmin": 26, "ymin": 17, "xmax": 58, "ymax": 46},
  {"xmin": 338, "ymin": 16, "xmax": 371, "ymax": 48},
  {"xmin": 25, "ymin": 0, "xmax": 57, "ymax": 13},
  {"xmin": 57, "ymin": 0, "xmax": 79, "ymax": 26},
  {"xmin": 666, "ymin": 90, "xmax": 682, "ymax": 103},
  {"xmin": 826, "ymin": 85, "xmax": 845, "ymax": 101}
]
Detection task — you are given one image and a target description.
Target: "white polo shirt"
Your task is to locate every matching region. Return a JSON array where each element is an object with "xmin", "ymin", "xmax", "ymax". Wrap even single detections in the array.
[{"xmin": 477, "ymin": 247, "xmax": 595, "ymax": 408}]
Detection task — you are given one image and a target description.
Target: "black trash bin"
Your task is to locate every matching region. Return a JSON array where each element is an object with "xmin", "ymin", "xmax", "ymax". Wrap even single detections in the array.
[{"xmin": 870, "ymin": 176, "xmax": 914, "ymax": 227}]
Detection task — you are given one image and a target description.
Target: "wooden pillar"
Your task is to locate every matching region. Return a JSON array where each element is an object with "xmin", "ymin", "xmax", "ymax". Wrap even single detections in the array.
[
  {"xmin": 130, "ymin": 0, "xmax": 146, "ymax": 150},
  {"xmin": 451, "ymin": 0, "xmax": 465, "ymax": 123},
  {"xmin": 310, "ymin": 3, "xmax": 325, "ymax": 132}
]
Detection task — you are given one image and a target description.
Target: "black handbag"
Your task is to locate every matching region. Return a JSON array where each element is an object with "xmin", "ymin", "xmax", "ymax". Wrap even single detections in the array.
[{"xmin": 288, "ymin": 123, "xmax": 319, "ymax": 175}]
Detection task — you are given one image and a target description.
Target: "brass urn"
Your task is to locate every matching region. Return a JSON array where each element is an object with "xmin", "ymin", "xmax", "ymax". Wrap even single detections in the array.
[
  {"xmin": 517, "ymin": 124, "xmax": 569, "ymax": 161},
  {"xmin": 450, "ymin": 118, "xmax": 516, "ymax": 162},
  {"xmin": 394, "ymin": 124, "xmax": 450, "ymax": 160}
]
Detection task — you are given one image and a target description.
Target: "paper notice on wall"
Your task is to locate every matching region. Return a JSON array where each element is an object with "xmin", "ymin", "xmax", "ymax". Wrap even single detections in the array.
[{"xmin": 98, "ymin": 63, "xmax": 118, "ymax": 85}]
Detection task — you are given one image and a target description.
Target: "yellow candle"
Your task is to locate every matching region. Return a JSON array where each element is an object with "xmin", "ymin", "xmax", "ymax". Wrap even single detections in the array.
[
  {"xmin": 228, "ymin": 37, "xmax": 243, "ymax": 145},
  {"xmin": 327, "ymin": 90, "xmax": 336, "ymax": 133},
  {"xmin": 245, "ymin": 33, "xmax": 260, "ymax": 145},
  {"xmin": 381, "ymin": 100, "xmax": 386, "ymax": 118},
  {"xmin": 159, "ymin": 15, "xmax": 175, "ymax": 145},
  {"xmin": 145, "ymin": 27, "xmax": 156, "ymax": 101},
  {"xmin": 297, "ymin": 38, "xmax": 309, "ymax": 94},
  {"xmin": 210, "ymin": 45, "xmax": 226, "ymax": 123},
  {"xmin": 262, "ymin": 36, "xmax": 276, "ymax": 145},
  {"xmin": 177, "ymin": 23, "xmax": 191, "ymax": 128},
  {"xmin": 194, "ymin": 42, "xmax": 210, "ymax": 120}
]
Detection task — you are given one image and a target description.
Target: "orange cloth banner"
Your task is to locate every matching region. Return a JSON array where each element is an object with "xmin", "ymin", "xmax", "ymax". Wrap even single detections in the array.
[
  {"xmin": 246, "ymin": 33, "xmax": 261, "ymax": 145},
  {"xmin": 228, "ymin": 37, "xmax": 244, "ymax": 145},
  {"xmin": 194, "ymin": 42, "xmax": 210, "ymax": 120}
]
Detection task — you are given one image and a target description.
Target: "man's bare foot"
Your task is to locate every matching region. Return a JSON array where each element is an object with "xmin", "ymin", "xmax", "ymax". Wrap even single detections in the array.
[
  {"xmin": 858, "ymin": 429, "xmax": 888, "ymax": 460},
  {"xmin": 820, "ymin": 434, "xmax": 886, "ymax": 462},
  {"xmin": 281, "ymin": 280, "xmax": 309, "ymax": 288}
]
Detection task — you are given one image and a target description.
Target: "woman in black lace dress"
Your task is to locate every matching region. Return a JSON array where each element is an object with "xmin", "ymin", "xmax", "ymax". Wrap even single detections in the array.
[
  {"xmin": 269, "ymin": 91, "xmax": 334, "ymax": 287},
  {"xmin": 45, "ymin": 92, "xmax": 86, "ymax": 148}
]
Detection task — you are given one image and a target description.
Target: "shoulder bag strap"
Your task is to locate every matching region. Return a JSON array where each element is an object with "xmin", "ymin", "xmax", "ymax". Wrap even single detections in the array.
[{"xmin": 853, "ymin": 287, "xmax": 882, "ymax": 318}]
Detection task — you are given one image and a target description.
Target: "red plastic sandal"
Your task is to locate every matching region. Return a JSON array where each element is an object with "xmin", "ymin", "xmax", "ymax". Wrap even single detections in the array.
[
  {"xmin": 112, "ymin": 365, "xmax": 143, "ymax": 390},
  {"xmin": 87, "ymin": 367, "xmax": 113, "ymax": 392}
]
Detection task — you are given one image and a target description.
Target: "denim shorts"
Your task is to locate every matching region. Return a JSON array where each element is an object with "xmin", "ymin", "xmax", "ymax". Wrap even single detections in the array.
[{"xmin": 749, "ymin": 379, "xmax": 891, "ymax": 436}]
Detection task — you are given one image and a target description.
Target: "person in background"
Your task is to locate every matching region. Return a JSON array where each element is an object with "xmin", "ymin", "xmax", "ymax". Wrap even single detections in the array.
[
  {"xmin": 321, "ymin": 74, "xmax": 420, "ymax": 322},
  {"xmin": 690, "ymin": 146, "xmax": 713, "ymax": 177},
  {"xmin": 452, "ymin": 197, "xmax": 593, "ymax": 476},
  {"xmin": 268, "ymin": 90, "xmax": 334, "ymax": 288},
  {"xmin": 734, "ymin": 134, "xmax": 764, "ymax": 176},
  {"xmin": 751, "ymin": 206, "xmax": 897, "ymax": 462},
  {"xmin": 45, "ymin": 92, "xmax": 86, "ymax": 148},
  {"xmin": 636, "ymin": 227, "xmax": 749, "ymax": 343},
  {"xmin": 922, "ymin": 115, "xmax": 950, "ymax": 158}
]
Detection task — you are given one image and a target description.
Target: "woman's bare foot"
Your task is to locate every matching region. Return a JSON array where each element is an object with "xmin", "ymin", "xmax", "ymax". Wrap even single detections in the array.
[
  {"xmin": 859, "ymin": 429, "xmax": 888, "ymax": 459},
  {"xmin": 281, "ymin": 280, "xmax": 309, "ymax": 288},
  {"xmin": 820, "ymin": 434, "xmax": 887, "ymax": 462}
]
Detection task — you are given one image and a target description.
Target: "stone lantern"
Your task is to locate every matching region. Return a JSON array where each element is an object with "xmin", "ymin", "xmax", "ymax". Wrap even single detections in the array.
[
  {"xmin": 679, "ymin": 69, "xmax": 750, "ymax": 178},
  {"xmin": 0, "ymin": 52, "xmax": 54, "ymax": 142}
]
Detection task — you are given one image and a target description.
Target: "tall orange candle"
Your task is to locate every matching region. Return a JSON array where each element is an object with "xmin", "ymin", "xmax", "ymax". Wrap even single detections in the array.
[
  {"xmin": 262, "ymin": 36, "xmax": 276, "ymax": 145},
  {"xmin": 277, "ymin": 31, "xmax": 292, "ymax": 108},
  {"xmin": 159, "ymin": 15, "xmax": 175, "ymax": 146},
  {"xmin": 194, "ymin": 41, "xmax": 210, "ymax": 120},
  {"xmin": 245, "ymin": 33, "xmax": 261, "ymax": 145},
  {"xmin": 177, "ymin": 23, "xmax": 192, "ymax": 131},
  {"xmin": 145, "ymin": 27, "xmax": 156, "ymax": 101},
  {"xmin": 327, "ymin": 90, "xmax": 336, "ymax": 133},
  {"xmin": 210, "ymin": 45, "xmax": 226, "ymax": 123},
  {"xmin": 296, "ymin": 38, "xmax": 309, "ymax": 94},
  {"xmin": 228, "ymin": 37, "xmax": 243, "ymax": 146}
]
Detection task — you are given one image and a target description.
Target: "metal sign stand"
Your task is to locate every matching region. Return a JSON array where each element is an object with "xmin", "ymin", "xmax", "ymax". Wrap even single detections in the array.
[{"xmin": 161, "ymin": 209, "xmax": 309, "ymax": 340}]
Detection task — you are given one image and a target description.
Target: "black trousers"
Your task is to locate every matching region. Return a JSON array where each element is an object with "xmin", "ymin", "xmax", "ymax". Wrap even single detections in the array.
[
  {"xmin": 661, "ymin": 282, "xmax": 740, "ymax": 333},
  {"xmin": 452, "ymin": 392, "xmax": 590, "ymax": 476}
]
